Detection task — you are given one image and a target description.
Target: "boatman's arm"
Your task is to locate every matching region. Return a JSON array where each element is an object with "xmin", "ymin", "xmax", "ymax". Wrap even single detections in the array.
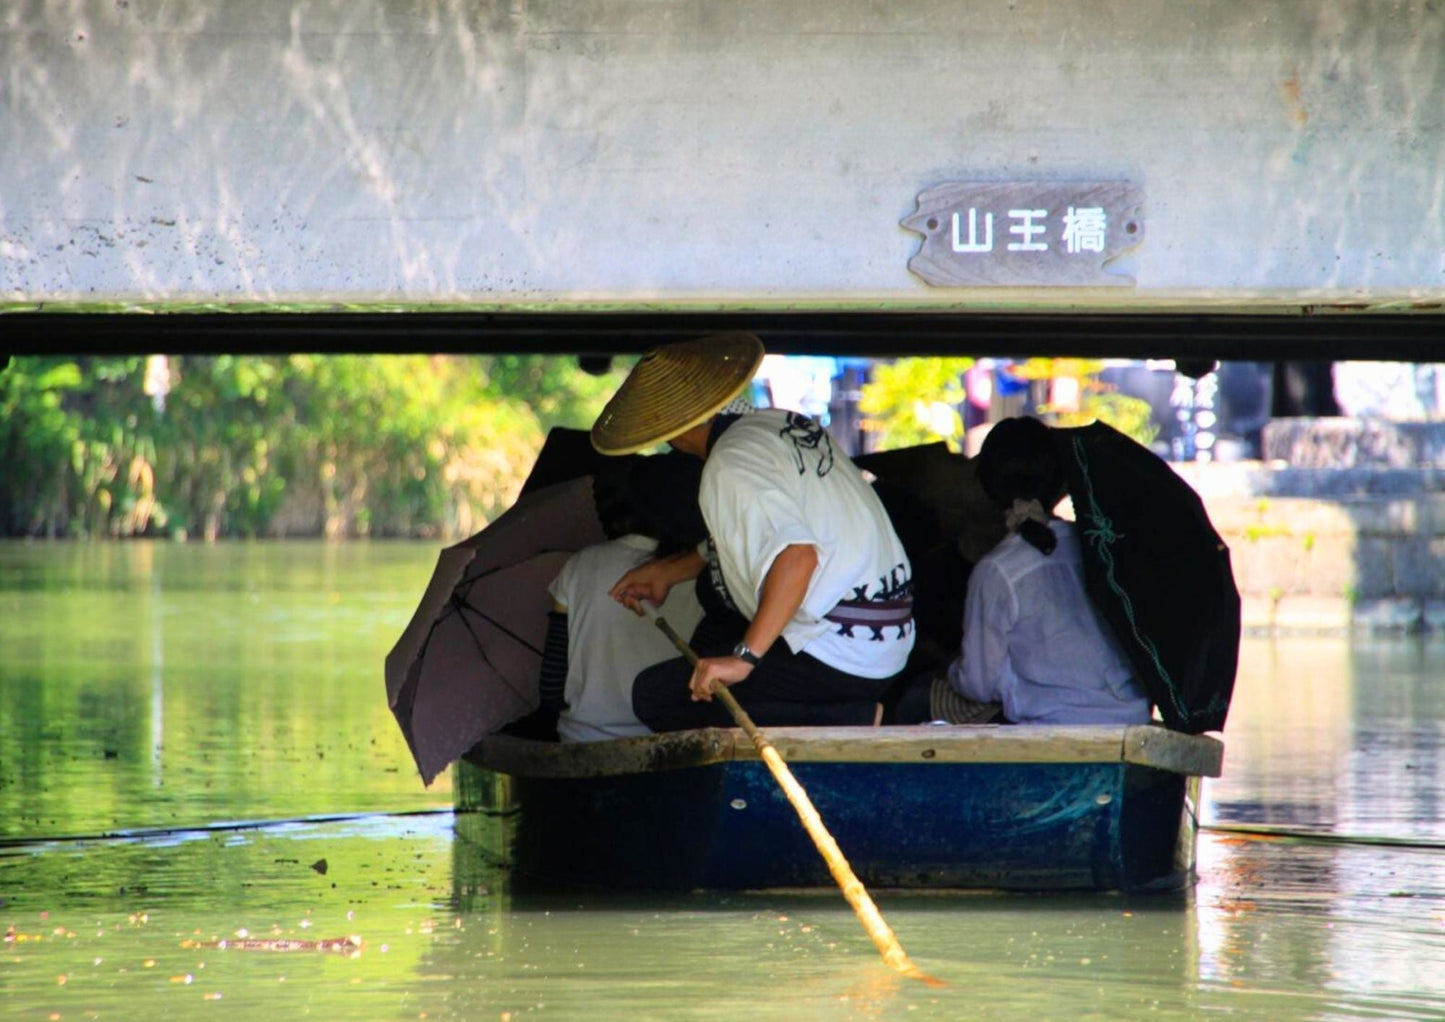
[
  {"xmin": 609, "ymin": 546, "xmax": 705, "ymax": 614},
  {"xmin": 689, "ymin": 543, "xmax": 818, "ymax": 701}
]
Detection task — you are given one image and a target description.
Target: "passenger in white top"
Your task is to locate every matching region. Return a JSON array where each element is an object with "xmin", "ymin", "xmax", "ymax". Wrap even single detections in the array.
[
  {"xmin": 539, "ymin": 453, "xmax": 708, "ymax": 741},
  {"xmin": 548, "ymin": 534, "xmax": 704, "ymax": 741},
  {"xmin": 946, "ymin": 417, "xmax": 1150, "ymax": 725}
]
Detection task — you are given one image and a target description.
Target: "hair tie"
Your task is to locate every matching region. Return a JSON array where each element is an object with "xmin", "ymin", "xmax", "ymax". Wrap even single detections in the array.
[{"xmin": 1004, "ymin": 498, "xmax": 1048, "ymax": 534}]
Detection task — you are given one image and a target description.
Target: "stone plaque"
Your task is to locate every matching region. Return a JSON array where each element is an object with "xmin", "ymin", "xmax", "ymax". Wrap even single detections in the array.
[{"xmin": 902, "ymin": 181, "xmax": 1145, "ymax": 287}]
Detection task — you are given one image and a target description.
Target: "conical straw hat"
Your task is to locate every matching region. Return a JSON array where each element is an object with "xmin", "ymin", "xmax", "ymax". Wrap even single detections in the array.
[{"xmin": 591, "ymin": 332, "xmax": 765, "ymax": 455}]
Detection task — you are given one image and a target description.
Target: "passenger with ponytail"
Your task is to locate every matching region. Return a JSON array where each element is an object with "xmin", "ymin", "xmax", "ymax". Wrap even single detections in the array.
[{"xmin": 934, "ymin": 416, "xmax": 1150, "ymax": 726}]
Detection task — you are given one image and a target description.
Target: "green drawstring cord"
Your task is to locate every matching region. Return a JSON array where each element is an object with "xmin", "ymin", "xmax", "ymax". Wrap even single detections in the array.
[{"xmin": 1071, "ymin": 436, "xmax": 1195, "ymax": 723}]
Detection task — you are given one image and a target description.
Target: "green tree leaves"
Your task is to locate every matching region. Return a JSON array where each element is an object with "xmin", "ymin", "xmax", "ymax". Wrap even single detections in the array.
[
  {"xmin": 0, "ymin": 354, "xmax": 626, "ymax": 540},
  {"xmin": 858, "ymin": 357, "xmax": 974, "ymax": 450}
]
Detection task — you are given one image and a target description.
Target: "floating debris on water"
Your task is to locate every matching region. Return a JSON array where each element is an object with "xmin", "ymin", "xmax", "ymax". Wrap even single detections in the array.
[{"xmin": 181, "ymin": 934, "xmax": 364, "ymax": 955}]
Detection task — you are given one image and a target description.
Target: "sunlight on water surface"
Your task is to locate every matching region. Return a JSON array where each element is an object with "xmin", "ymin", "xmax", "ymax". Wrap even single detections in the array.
[{"xmin": 2, "ymin": 542, "xmax": 1443, "ymax": 1019}]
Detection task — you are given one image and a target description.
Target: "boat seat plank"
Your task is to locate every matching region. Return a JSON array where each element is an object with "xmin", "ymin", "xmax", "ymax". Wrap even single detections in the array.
[
  {"xmin": 471, "ymin": 729, "xmax": 738, "ymax": 778},
  {"xmin": 765, "ymin": 725, "xmax": 1124, "ymax": 765},
  {"xmin": 1123, "ymin": 725, "xmax": 1224, "ymax": 777},
  {"xmin": 469, "ymin": 724, "xmax": 1223, "ymax": 780}
]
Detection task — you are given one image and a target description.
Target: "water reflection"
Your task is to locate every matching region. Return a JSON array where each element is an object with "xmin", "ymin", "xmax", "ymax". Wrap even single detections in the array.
[
  {"xmin": 1204, "ymin": 636, "xmax": 1445, "ymax": 842},
  {"xmin": 443, "ymin": 831, "xmax": 1209, "ymax": 1019},
  {"xmin": 1194, "ymin": 635, "xmax": 1445, "ymax": 1018},
  {"xmin": 7, "ymin": 815, "xmax": 1441, "ymax": 1020},
  {"xmin": 1, "ymin": 815, "xmax": 458, "ymax": 1020},
  {"xmin": 0, "ymin": 541, "xmax": 450, "ymax": 841},
  {"xmin": 2, "ymin": 543, "xmax": 1444, "ymax": 1018}
]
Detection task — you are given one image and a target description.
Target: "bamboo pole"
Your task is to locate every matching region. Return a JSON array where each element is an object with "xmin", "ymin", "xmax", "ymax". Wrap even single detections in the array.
[{"xmin": 645, "ymin": 607, "xmax": 943, "ymax": 988}]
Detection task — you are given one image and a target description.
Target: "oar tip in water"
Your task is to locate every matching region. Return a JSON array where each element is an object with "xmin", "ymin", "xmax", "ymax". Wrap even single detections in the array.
[{"xmin": 645, "ymin": 604, "xmax": 941, "ymax": 987}]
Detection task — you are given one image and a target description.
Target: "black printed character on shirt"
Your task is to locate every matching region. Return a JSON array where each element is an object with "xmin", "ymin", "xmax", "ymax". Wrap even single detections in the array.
[
  {"xmin": 779, "ymin": 413, "xmax": 834, "ymax": 478},
  {"xmin": 702, "ymin": 537, "xmax": 741, "ymax": 615}
]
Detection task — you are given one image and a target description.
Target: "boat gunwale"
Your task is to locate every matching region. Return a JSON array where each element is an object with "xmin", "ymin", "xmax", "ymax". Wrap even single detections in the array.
[{"xmin": 465, "ymin": 723, "xmax": 1223, "ymax": 781}]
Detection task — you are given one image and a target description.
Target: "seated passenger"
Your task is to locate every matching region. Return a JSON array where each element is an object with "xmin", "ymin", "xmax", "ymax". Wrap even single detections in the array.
[
  {"xmin": 539, "ymin": 455, "xmax": 706, "ymax": 741},
  {"xmin": 928, "ymin": 416, "xmax": 1151, "ymax": 726},
  {"xmin": 590, "ymin": 332, "xmax": 915, "ymax": 731}
]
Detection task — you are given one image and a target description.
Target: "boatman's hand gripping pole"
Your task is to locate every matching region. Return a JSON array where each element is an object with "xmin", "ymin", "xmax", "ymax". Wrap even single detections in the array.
[{"xmin": 640, "ymin": 603, "xmax": 944, "ymax": 988}]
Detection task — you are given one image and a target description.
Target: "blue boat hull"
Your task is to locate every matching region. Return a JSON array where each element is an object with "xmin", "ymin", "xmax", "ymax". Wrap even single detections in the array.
[{"xmin": 463, "ymin": 756, "xmax": 1198, "ymax": 893}]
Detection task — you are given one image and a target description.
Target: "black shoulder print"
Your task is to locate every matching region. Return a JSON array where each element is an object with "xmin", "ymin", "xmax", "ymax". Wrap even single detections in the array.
[{"xmin": 778, "ymin": 412, "xmax": 834, "ymax": 477}]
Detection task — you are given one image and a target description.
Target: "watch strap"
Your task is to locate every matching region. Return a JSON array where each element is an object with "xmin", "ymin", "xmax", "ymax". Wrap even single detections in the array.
[{"xmin": 731, "ymin": 642, "xmax": 761, "ymax": 666}]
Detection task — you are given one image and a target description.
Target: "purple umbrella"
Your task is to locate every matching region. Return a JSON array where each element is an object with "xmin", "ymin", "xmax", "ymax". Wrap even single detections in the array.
[{"xmin": 385, "ymin": 476, "xmax": 605, "ymax": 784}]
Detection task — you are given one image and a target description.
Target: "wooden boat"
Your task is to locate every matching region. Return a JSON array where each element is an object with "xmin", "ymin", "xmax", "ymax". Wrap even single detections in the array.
[{"xmin": 455, "ymin": 723, "xmax": 1223, "ymax": 893}]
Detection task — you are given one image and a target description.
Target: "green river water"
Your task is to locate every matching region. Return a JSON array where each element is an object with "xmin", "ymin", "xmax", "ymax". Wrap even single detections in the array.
[{"xmin": 1, "ymin": 541, "xmax": 1442, "ymax": 1020}]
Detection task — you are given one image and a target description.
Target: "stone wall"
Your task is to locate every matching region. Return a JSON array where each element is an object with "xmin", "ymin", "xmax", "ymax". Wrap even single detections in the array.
[{"xmin": 1177, "ymin": 418, "xmax": 1445, "ymax": 634}]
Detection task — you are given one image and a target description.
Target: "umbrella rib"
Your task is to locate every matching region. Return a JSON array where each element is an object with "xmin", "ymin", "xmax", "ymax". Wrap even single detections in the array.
[
  {"xmin": 411, "ymin": 593, "xmax": 543, "ymax": 705},
  {"xmin": 448, "ymin": 592, "xmax": 545, "ymax": 657},
  {"xmin": 447, "ymin": 599, "xmax": 542, "ymax": 703},
  {"xmin": 458, "ymin": 551, "xmax": 573, "ymax": 586}
]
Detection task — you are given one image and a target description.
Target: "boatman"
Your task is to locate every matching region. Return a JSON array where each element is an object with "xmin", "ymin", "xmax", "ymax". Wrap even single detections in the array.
[{"xmin": 591, "ymin": 332, "xmax": 915, "ymax": 731}]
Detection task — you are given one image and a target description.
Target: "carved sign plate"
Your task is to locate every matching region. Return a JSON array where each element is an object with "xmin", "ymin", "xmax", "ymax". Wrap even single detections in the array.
[{"xmin": 902, "ymin": 181, "xmax": 1145, "ymax": 287}]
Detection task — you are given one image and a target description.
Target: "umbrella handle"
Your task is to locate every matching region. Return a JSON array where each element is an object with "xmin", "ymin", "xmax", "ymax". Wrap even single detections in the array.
[{"xmin": 637, "ymin": 601, "xmax": 943, "ymax": 988}]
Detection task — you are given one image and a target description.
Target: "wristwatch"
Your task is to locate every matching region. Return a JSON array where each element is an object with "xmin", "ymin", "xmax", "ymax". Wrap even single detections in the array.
[{"xmin": 731, "ymin": 642, "xmax": 761, "ymax": 666}]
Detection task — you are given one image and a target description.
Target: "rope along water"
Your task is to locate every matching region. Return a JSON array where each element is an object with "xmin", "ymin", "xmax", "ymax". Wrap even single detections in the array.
[
  {"xmin": 1201, "ymin": 822, "xmax": 1445, "ymax": 851},
  {"xmin": 0, "ymin": 808, "xmax": 455, "ymax": 850}
]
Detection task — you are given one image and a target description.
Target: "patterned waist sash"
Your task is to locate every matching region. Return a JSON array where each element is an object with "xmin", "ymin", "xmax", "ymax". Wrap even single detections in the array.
[{"xmin": 823, "ymin": 597, "xmax": 913, "ymax": 630}]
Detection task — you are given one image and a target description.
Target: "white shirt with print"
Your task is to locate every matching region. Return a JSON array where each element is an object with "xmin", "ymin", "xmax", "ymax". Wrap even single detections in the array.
[{"xmin": 699, "ymin": 409, "xmax": 914, "ymax": 679}]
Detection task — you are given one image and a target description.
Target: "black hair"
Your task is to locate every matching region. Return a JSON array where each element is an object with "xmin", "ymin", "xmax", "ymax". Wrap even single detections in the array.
[
  {"xmin": 592, "ymin": 456, "xmax": 650, "ymax": 541},
  {"xmin": 975, "ymin": 416, "xmax": 1065, "ymax": 556},
  {"xmin": 625, "ymin": 451, "xmax": 708, "ymax": 557}
]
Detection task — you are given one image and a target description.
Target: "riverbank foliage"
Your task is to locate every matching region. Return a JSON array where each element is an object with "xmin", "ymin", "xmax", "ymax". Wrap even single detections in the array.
[
  {"xmin": 3, "ymin": 353, "xmax": 1162, "ymax": 541},
  {"xmin": 858, "ymin": 357, "xmax": 977, "ymax": 450},
  {"xmin": 0, "ymin": 355, "xmax": 628, "ymax": 540},
  {"xmin": 859, "ymin": 357, "xmax": 1157, "ymax": 451}
]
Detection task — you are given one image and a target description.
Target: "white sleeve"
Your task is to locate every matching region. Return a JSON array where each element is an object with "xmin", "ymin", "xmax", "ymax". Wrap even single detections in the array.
[
  {"xmin": 948, "ymin": 559, "xmax": 1016, "ymax": 704},
  {"xmin": 703, "ymin": 460, "xmax": 821, "ymax": 606},
  {"xmin": 547, "ymin": 552, "xmax": 580, "ymax": 611}
]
